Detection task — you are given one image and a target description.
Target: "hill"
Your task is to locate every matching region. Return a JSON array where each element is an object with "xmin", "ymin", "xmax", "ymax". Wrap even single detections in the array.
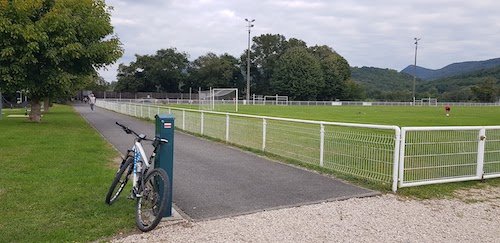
[
  {"xmin": 419, "ymin": 66, "xmax": 500, "ymax": 102},
  {"xmin": 351, "ymin": 67, "xmax": 415, "ymax": 101},
  {"xmin": 401, "ymin": 57, "xmax": 500, "ymax": 80},
  {"xmin": 351, "ymin": 65, "xmax": 500, "ymax": 102}
]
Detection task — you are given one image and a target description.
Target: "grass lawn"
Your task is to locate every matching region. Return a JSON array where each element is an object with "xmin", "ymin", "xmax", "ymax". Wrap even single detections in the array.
[
  {"xmin": 169, "ymin": 104, "xmax": 500, "ymax": 126},
  {"xmin": 0, "ymin": 105, "xmax": 135, "ymax": 242}
]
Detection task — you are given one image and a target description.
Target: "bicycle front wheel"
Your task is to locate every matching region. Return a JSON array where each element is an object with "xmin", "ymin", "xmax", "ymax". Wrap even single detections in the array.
[
  {"xmin": 135, "ymin": 168, "xmax": 170, "ymax": 232},
  {"xmin": 105, "ymin": 156, "xmax": 133, "ymax": 205}
]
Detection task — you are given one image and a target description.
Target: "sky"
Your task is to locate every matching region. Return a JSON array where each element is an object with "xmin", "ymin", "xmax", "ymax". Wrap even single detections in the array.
[{"xmin": 98, "ymin": 0, "xmax": 500, "ymax": 82}]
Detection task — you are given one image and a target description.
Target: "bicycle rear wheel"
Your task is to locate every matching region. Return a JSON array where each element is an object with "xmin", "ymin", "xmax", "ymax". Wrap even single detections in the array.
[
  {"xmin": 105, "ymin": 156, "xmax": 133, "ymax": 205},
  {"xmin": 135, "ymin": 168, "xmax": 170, "ymax": 232}
]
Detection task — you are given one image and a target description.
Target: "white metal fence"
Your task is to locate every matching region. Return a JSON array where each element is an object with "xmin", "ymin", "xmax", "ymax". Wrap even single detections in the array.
[
  {"xmin": 97, "ymin": 100, "xmax": 401, "ymax": 191},
  {"xmin": 102, "ymin": 98, "xmax": 500, "ymax": 107},
  {"xmin": 96, "ymin": 100, "xmax": 500, "ymax": 191},
  {"xmin": 398, "ymin": 126, "xmax": 500, "ymax": 188}
]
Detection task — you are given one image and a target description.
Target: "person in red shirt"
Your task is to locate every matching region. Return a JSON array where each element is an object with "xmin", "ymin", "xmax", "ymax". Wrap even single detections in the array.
[{"xmin": 444, "ymin": 104, "xmax": 451, "ymax": 117}]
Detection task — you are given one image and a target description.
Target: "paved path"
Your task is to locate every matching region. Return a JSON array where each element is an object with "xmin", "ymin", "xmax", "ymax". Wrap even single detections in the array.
[{"xmin": 75, "ymin": 104, "xmax": 378, "ymax": 221}]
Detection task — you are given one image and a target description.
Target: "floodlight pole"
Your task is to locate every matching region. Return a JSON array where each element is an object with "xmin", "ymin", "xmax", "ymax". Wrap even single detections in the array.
[
  {"xmin": 413, "ymin": 37, "xmax": 420, "ymax": 106},
  {"xmin": 245, "ymin": 18, "xmax": 255, "ymax": 104}
]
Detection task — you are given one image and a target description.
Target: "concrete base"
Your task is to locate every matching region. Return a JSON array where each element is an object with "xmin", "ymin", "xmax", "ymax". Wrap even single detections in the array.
[{"xmin": 159, "ymin": 207, "xmax": 188, "ymax": 227}]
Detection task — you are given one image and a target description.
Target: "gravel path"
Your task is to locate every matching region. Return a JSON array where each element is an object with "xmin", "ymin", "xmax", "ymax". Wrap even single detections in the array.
[{"xmin": 113, "ymin": 186, "xmax": 500, "ymax": 242}]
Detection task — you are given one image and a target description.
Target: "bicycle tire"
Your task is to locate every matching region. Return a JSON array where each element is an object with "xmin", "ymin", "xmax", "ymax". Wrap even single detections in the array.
[
  {"xmin": 105, "ymin": 156, "xmax": 133, "ymax": 205},
  {"xmin": 135, "ymin": 168, "xmax": 170, "ymax": 232}
]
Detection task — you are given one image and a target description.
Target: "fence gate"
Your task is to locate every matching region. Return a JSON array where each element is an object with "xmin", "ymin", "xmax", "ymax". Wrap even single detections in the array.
[{"xmin": 398, "ymin": 126, "xmax": 500, "ymax": 188}]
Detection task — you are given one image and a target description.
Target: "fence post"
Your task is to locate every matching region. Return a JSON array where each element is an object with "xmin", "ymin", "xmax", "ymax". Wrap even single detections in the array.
[
  {"xmin": 392, "ymin": 127, "xmax": 401, "ymax": 192},
  {"xmin": 182, "ymin": 110, "xmax": 186, "ymax": 130},
  {"xmin": 262, "ymin": 118, "xmax": 267, "ymax": 151},
  {"xmin": 200, "ymin": 112, "xmax": 204, "ymax": 135},
  {"xmin": 398, "ymin": 128, "xmax": 407, "ymax": 189},
  {"xmin": 226, "ymin": 114, "xmax": 230, "ymax": 142},
  {"xmin": 320, "ymin": 123, "xmax": 325, "ymax": 167},
  {"xmin": 477, "ymin": 128, "xmax": 486, "ymax": 179}
]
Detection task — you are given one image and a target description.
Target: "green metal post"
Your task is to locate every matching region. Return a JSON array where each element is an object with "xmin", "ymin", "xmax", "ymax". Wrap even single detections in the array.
[{"xmin": 155, "ymin": 114, "xmax": 175, "ymax": 217}]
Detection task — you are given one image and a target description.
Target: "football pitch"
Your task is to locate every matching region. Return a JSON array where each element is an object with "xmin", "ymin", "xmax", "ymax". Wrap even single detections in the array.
[{"xmin": 172, "ymin": 104, "xmax": 500, "ymax": 127}]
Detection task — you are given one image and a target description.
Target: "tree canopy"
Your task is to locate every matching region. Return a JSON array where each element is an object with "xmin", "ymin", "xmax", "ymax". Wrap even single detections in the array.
[
  {"xmin": 114, "ymin": 33, "xmax": 354, "ymax": 101},
  {"xmin": 0, "ymin": 0, "xmax": 122, "ymax": 121},
  {"xmin": 187, "ymin": 52, "xmax": 243, "ymax": 91},
  {"xmin": 115, "ymin": 48, "xmax": 188, "ymax": 93},
  {"xmin": 270, "ymin": 47, "xmax": 324, "ymax": 100}
]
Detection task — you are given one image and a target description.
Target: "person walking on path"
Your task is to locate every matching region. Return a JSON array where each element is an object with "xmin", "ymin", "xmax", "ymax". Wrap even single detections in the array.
[{"xmin": 88, "ymin": 93, "xmax": 96, "ymax": 111}]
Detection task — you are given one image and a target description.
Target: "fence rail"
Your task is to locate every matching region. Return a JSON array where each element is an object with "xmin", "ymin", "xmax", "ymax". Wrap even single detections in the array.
[
  {"xmin": 97, "ymin": 100, "xmax": 500, "ymax": 191},
  {"xmin": 398, "ymin": 126, "xmax": 500, "ymax": 188},
  {"xmin": 96, "ymin": 98, "xmax": 500, "ymax": 107}
]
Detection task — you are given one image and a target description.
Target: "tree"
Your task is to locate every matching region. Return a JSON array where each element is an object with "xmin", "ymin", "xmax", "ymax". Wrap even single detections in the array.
[
  {"xmin": 0, "ymin": 0, "xmax": 122, "ymax": 122},
  {"xmin": 309, "ymin": 45, "xmax": 351, "ymax": 100},
  {"xmin": 187, "ymin": 52, "xmax": 243, "ymax": 91},
  {"xmin": 241, "ymin": 34, "xmax": 288, "ymax": 95},
  {"xmin": 471, "ymin": 77, "xmax": 498, "ymax": 102},
  {"xmin": 270, "ymin": 47, "xmax": 324, "ymax": 100},
  {"xmin": 115, "ymin": 48, "xmax": 188, "ymax": 93},
  {"xmin": 81, "ymin": 73, "xmax": 110, "ymax": 92},
  {"xmin": 286, "ymin": 38, "xmax": 307, "ymax": 49},
  {"xmin": 343, "ymin": 80, "xmax": 366, "ymax": 101}
]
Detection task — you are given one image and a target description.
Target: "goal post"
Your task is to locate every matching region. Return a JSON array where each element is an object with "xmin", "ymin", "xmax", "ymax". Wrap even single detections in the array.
[
  {"xmin": 264, "ymin": 95, "xmax": 289, "ymax": 105},
  {"xmin": 418, "ymin": 97, "xmax": 438, "ymax": 106},
  {"xmin": 198, "ymin": 88, "xmax": 238, "ymax": 112}
]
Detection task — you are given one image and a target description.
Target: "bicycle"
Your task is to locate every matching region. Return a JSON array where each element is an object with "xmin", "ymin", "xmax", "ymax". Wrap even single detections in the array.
[{"xmin": 105, "ymin": 122, "xmax": 170, "ymax": 232}]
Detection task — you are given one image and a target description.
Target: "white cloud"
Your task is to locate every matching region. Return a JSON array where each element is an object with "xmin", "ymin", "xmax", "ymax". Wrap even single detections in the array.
[
  {"xmin": 271, "ymin": 0, "xmax": 325, "ymax": 9},
  {"xmin": 112, "ymin": 17, "xmax": 137, "ymax": 26},
  {"xmin": 98, "ymin": 0, "xmax": 500, "ymax": 81}
]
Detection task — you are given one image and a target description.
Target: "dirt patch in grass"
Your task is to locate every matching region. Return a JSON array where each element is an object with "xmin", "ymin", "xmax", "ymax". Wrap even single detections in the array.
[{"xmin": 454, "ymin": 185, "xmax": 500, "ymax": 203}]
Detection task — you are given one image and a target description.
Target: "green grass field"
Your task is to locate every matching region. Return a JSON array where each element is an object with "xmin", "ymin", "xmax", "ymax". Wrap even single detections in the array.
[
  {"xmin": 0, "ymin": 106, "xmax": 135, "ymax": 242},
  {"xmin": 1, "ymin": 102, "xmax": 499, "ymax": 242},
  {"xmin": 167, "ymin": 104, "xmax": 500, "ymax": 126},
  {"xmin": 155, "ymin": 102, "xmax": 500, "ymax": 196}
]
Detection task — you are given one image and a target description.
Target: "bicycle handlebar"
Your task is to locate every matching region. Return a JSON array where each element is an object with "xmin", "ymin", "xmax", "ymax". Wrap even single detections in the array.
[
  {"xmin": 116, "ymin": 122, "xmax": 140, "ymax": 137},
  {"xmin": 115, "ymin": 122, "xmax": 168, "ymax": 145}
]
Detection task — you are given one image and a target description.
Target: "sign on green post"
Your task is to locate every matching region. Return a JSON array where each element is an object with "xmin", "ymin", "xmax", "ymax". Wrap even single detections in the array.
[{"xmin": 155, "ymin": 114, "xmax": 175, "ymax": 217}]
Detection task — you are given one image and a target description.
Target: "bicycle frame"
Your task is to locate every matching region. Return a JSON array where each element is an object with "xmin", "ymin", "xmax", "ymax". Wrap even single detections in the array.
[{"xmin": 131, "ymin": 140, "xmax": 150, "ymax": 196}]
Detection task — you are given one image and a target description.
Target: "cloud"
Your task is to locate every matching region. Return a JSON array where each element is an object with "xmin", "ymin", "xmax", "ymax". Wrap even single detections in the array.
[
  {"xmin": 98, "ymin": 0, "xmax": 500, "ymax": 82},
  {"xmin": 270, "ymin": 0, "xmax": 325, "ymax": 9}
]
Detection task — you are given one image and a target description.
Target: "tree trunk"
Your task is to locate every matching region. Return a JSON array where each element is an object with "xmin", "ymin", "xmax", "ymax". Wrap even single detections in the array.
[
  {"xmin": 43, "ymin": 98, "xmax": 50, "ymax": 113},
  {"xmin": 29, "ymin": 99, "xmax": 42, "ymax": 122}
]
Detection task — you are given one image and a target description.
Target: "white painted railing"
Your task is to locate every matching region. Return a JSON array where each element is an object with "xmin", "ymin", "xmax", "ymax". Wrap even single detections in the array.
[
  {"xmin": 96, "ymin": 100, "xmax": 500, "ymax": 191},
  {"xmin": 97, "ymin": 100, "xmax": 401, "ymax": 191},
  {"xmin": 101, "ymin": 98, "xmax": 500, "ymax": 107},
  {"xmin": 398, "ymin": 126, "xmax": 500, "ymax": 188}
]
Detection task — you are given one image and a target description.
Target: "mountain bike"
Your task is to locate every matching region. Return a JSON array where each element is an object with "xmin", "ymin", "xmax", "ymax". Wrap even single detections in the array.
[{"xmin": 105, "ymin": 122, "xmax": 170, "ymax": 232}]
